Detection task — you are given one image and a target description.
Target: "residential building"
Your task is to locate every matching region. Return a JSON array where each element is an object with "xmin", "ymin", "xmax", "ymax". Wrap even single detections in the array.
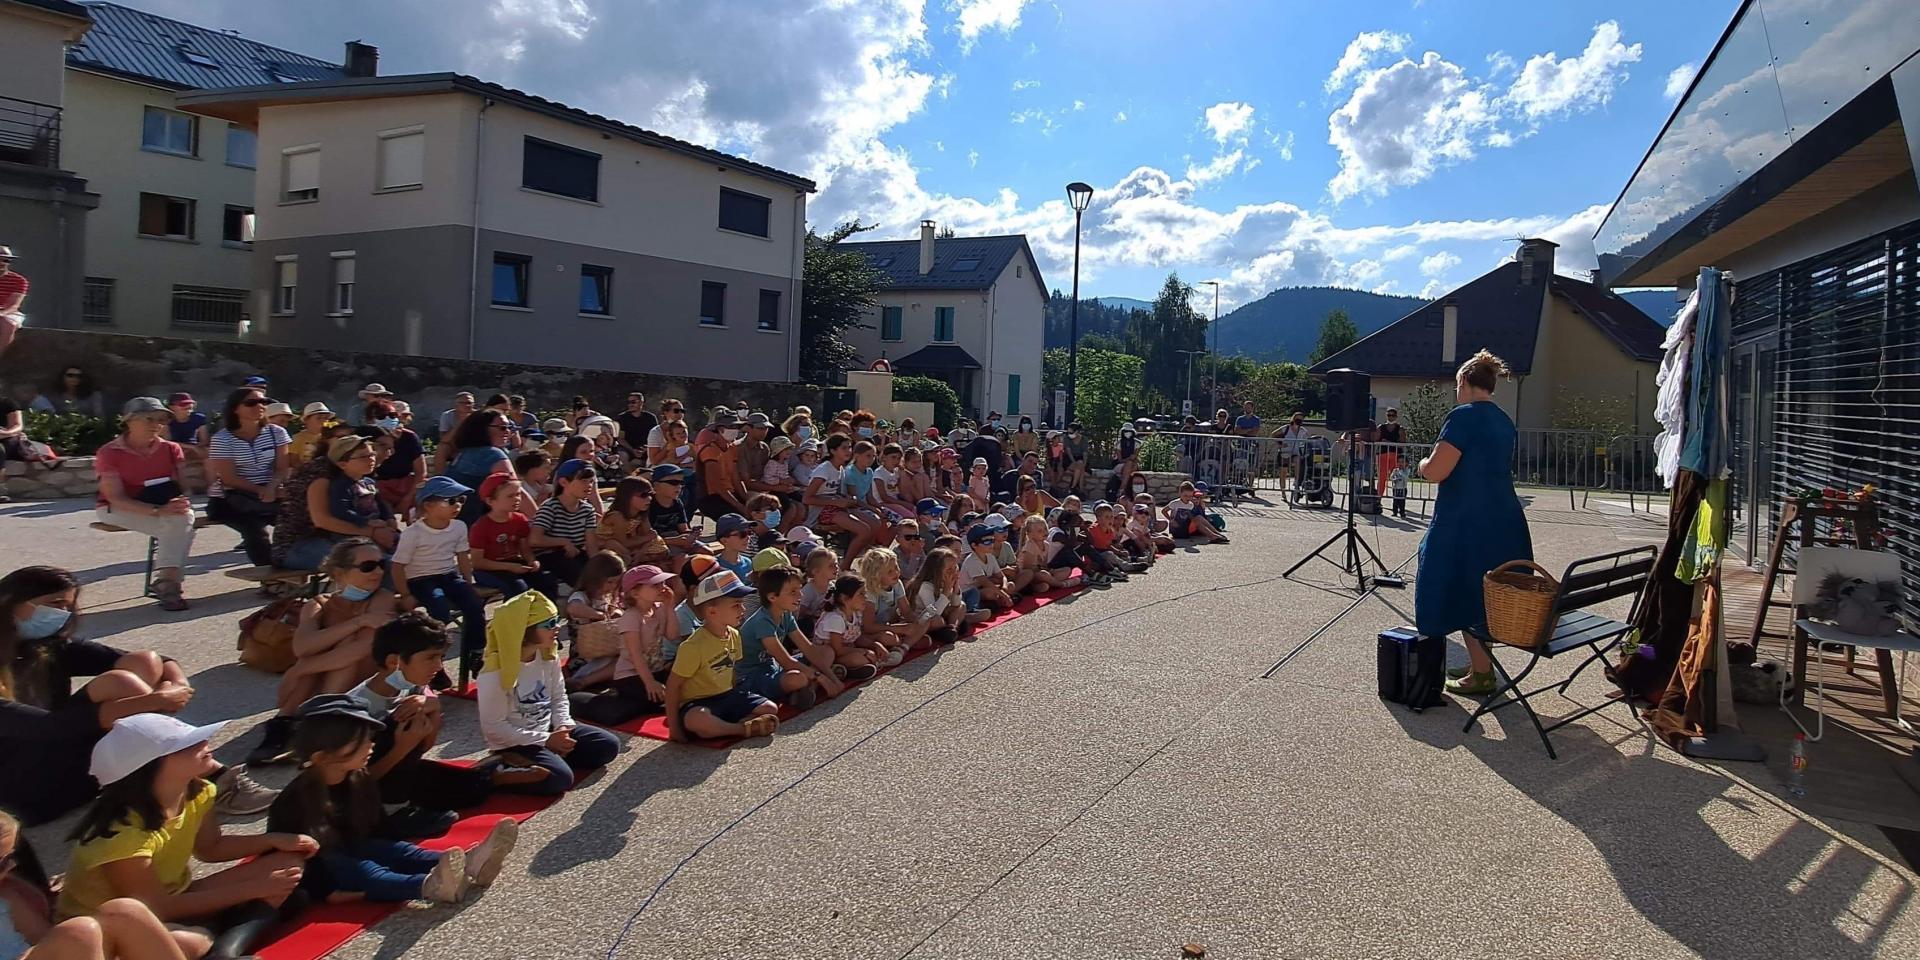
[
  {"xmin": 177, "ymin": 73, "xmax": 814, "ymax": 382},
  {"xmin": 1594, "ymin": 0, "xmax": 1920, "ymax": 568},
  {"xmin": 0, "ymin": 0, "xmax": 98, "ymax": 330},
  {"xmin": 1311, "ymin": 238, "xmax": 1666, "ymax": 433},
  {"xmin": 843, "ymin": 223, "xmax": 1045, "ymax": 419},
  {"xmin": 55, "ymin": 1, "xmax": 356, "ymax": 334}
]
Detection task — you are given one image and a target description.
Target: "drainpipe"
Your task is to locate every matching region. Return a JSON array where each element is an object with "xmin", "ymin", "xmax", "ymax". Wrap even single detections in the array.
[
  {"xmin": 985, "ymin": 283, "xmax": 996, "ymax": 417},
  {"xmin": 466, "ymin": 99, "xmax": 493, "ymax": 359},
  {"xmin": 790, "ymin": 190, "xmax": 804, "ymax": 381}
]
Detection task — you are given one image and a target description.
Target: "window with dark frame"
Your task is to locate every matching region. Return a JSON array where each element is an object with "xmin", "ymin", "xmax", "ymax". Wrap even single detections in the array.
[
  {"xmin": 274, "ymin": 258, "xmax": 296, "ymax": 314},
  {"xmin": 718, "ymin": 188, "xmax": 772, "ymax": 237},
  {"xmin": 492, "ymin": 252, "xmax": 532, "ymax": 307},
  {"xmin": 171, "ymin": 285, "xmax": 247, "ymax": 331},
  {"xmin": 81, "ymin": 278, "xmax": 113, "ymax": 325},
  {"xmin": 521, "ymin": 137, "xmax": 600, "ymax": 201},
  {"xmin": 700, "ymin": 281, "xmax": 726, "ymax": 326},
  {"xmin": 141, "ymin": 106, "xmax": 197, "ymax": 156},
  {"xmin": 881, "ymin": 305, "xmax": 903, "ymax": 341},
  {"xmin": 580, "ymin": 264, "xmax": 613, "ymax": 316},
  {"xmin": 949, "ymin": 258, "xmax": 981, "ymax": 272},
  {"xmin": 137, "ymin": 193, "xmax": 195, "ymax": 240},
  {"xmin": 758, "ymin": 289, "xmax": 781, "ymax": 330},
  {"xmin": 934, "ymin": 305, "xmax": 955, "ymax": 342},
  {"xmin": 221, "ymin": 205, "xmax": 252, "ymax": 245}
]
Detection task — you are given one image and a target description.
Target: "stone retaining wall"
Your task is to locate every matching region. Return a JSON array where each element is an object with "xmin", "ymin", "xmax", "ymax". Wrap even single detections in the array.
[
  {"xmin": 4, "ymin": 457, "xmax": 99, "ymax": 500},
  {"xmin": 1078, "ymin": 469, "xmax": 1187, "ymax": 501}
]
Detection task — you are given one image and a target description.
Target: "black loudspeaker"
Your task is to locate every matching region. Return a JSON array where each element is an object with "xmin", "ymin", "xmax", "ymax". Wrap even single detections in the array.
[{"xmin": 1323, "ymin": 368, "xmax": 1372, "ymax": 431}]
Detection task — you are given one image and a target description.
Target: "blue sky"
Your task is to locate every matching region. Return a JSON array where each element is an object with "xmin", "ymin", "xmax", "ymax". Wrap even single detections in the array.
[{"xmin": 130, "ymin": 0, "xmax": 1735, "ymax": 305}]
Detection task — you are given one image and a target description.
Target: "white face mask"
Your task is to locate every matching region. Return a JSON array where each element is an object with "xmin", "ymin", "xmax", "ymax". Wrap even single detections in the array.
[
  {"xmin": 723, "ymin": 429, "xmax": 742, "ymax": 442},
  {"xmin": 675, "ymin": 444, "xmax": 690, "ymax": 456}
]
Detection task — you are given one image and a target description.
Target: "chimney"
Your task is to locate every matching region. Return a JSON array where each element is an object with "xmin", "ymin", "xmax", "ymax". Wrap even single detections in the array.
[
  {"xmin": 919, "ymin": 220, "xmax": 936, "ymax": 275},
  {"xmin": 1441, "ymin": 298, "xmax": 1458, "ymax": 365},
  {"xmin": 1517, "ymin": 237, "xmax": 1557, "ymax": 286},
  {"xmin": 343, "ymin": 41, "xmax": 379, "ymax": 78}
]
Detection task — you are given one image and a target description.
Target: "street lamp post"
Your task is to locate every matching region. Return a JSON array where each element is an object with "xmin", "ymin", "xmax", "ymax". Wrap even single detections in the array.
[
  {"xmin": 1176, "ymin": 348, "xmax": 1205, "ymax": 417},
  {"xmin": 1065, "ymin": 181, "xmax": 1094, "ymax": 427},
  {"xmin": 1200, "ymin": 280, "xmax": 1220, "ymax": 415}
]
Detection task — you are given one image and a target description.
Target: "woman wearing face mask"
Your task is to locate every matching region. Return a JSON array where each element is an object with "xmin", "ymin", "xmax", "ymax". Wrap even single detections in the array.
[
  {"xmin": 848, "ymin": 409, "xmax": 880, "ymax": 442},
  {"xmin": 0, "ymin": 566, "xmax": 197, "ymax": 825},
  {"xmin": 1113, "ymin": 423, "xmax": 1141, "ymax": 498},
  {"xmin": 1009, "ymin": 416, "xmax": 1039, "ymax": 458},
  {"xmin": 365, "ymin": 400, "xmax": 426, "ymax": 521},
  {"xmin": 782, "ymin": 412, "xmax": 815, "ymax": 448}
]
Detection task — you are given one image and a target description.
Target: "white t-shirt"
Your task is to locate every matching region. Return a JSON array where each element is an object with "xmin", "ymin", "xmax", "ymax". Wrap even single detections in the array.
[
  {"xmin": 814, "ymin": 609, "xmax": 861, "ymax": 644},
  {"xmin": 810, "ymin": 463, "xmax": 845, "ymax": 500},
  {"xmin": 645, "ymin": 425, "xmax": 665, "ymax": 450},
  {"xmin": 392, "ymin": 518, "xmax": 469, "ymax": 578},
  {"xmin": 868, "ymin": 581, "xmax": 906, "ymax": 622},
  {"xmin": 960, "ymin": 550, "xmax": 999, "ymax": 585},
  {"xmin": 915, "ymin": 582, "xmax": 958, "ymax": 623},
  {"xmin": 798, "ymin": 581, "xmax": 829, "ymax": 619},
  {"xmin": 874, "ymin": 465, "xmax": 898, "ymax": 495}
]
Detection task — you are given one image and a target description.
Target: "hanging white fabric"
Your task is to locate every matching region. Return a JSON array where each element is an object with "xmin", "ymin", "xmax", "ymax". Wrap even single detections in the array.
[{"xmin": 1653, "ymin": 288, "xmax": 1699, "ymax": 488}]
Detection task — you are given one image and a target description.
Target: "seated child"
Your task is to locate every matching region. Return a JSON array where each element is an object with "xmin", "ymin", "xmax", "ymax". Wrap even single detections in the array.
[
  {"xmin": 248, "ymin": 537, "xmax": 394, "ymax": 766},
  {"xmin": 1127, "ymin": 503, "xmax": 1171, "ymax": 560},
  {"xmin": 0, "ymin": 811, "xmax": 202, "ymax": 960},
  {"xmin": 894, "ymin": 519, "xmax": 926, "ymax": 583},
  {"xmin": 1165, "ymin": 481, "xmax": 1229, "ymax": 544},
  {"xmin": 711, "ymin": 514, "xmax": 755, "ymax": 581},
  {"xmin": 476, "ymin": 593, "xmax": 620, "ymax": 795},
  {"xmin": 1086, "ymin": 502, "xmax": 1140, "ymax": 577},
  {"xmin": 871, "ymin": 444, "xmax": 917, "ymax": 520},
  {"xmin": 393, "ymin": 476, "xmax": 489, "ymax": 671},
  {"xmin": 1014, "ymin": 516, "xmax": 1074, "ymax": 594},
  {"xmin": 513, "ymin": 451, "xmax": 552, "ymax": 510},
  {"xmin": 908, "ymin": 547, "xmax": 980, "ymax": 643},
  {"xmin": 570, "ymin": 564, "xmax": 677, "ymax": 727},
  {"xmin": 914, "ymin": 498, "xmax": 949, "ymax": 538},
  {"xmin": 665, "ymin": 571, "xmax": 783, "ymax": 742},
  {"xmin": 57, "ymin": 715, "xmax": 318, "ymax": 960},
  {"xmin": 470, "ymin": 474, "xmax": 560, "ymax": 602},
  {"xmin": 563, "ymin": 551, "xmax": 627, "ymax": 690},
  {"xmin": 529, "ymin": 459, "xmax": 602, "ymax": 588},
  {"xmin": 267, "ymin": 695, "xmax": 516, "ymax": 905},
  {"xmin": 960, "ymin": 525, "xmax": 1013, "ymax": 611},
  {"xmin": 744, "ymin": 493, "xmax": 783, "ymax": 548},
  {"xmin": 590, "ymin": 477, "xmax": 670, "ymax": 570},
  {"xmin": 738, "ymin": 565, "xmax": 844, "ymax": 707},
  {"xmin": 813, "ymin": 573, "xmax": 889, "ymax": 675},
  {"xmin": 795, "ymin": 546, "xmax": 839, "ymax": 636},
  {"xmin": 853, "ymin": 548, "xmax": 924, "ymax": 665}
]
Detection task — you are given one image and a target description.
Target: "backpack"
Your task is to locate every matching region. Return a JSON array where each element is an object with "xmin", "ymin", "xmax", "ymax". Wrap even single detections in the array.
[{"xmin": 236, "ymin": 597, "xmax": 304, "ymax": 674}]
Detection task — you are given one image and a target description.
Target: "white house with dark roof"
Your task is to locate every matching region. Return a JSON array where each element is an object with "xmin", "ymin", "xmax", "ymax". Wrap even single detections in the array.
[
  {"xmin": 57, "ymin": 1, "xmax": 359, "ymax": 334},
  {"xmin": 842, "ymin": 222, "xmax": 1046, "ymax": 421},
  {"xmin": 1311, "ymin": 238, "xmax": 1667, "ymax": 432}
]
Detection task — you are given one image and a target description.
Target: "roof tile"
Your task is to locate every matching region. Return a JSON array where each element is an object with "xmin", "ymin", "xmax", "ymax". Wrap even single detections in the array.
[{"xmin": 67, "ymin": 1, "xmax": 348, "ymax": 91}]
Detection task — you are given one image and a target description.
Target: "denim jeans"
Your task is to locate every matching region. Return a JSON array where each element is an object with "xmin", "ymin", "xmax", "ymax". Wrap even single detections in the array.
[
  {"xmin": 475, "ymin": 568, "xmax": 561, "ymax": 604},
  {"xmin": 313, "ymin": 838, "xmax": 441, "ymax": 901},
  {"xmin": 406, "ymin": 573, "xmax": 488, "ymax": 661},
  {"xmin": 492, "ymin": 724, "xmax": 619, "ymax": 795}
]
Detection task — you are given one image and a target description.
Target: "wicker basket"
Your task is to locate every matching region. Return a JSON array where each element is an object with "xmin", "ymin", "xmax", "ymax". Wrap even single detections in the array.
[
  {"xmin": 571, "ymin": 620, "xmax": 624, "ymax": 661},
  {"xmin": 1483, "ymin": 560, "xmax": 1559, "ymax": 648}
]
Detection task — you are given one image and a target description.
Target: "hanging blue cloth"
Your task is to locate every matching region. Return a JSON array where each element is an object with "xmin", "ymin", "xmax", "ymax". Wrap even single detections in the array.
[{"xmin": 1680, "ymin": 267, "xmax": 1730, "ymax": 479}]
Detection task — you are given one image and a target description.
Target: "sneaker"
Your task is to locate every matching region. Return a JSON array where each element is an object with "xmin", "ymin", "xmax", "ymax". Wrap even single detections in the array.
[
  {"xmin": 464, "ymin": 818, "xmax": 519, "ymax": 887},
  {"xmin": 786, "ymin": 685, "xmax": 819, "ymax": 711},
  {"xmin": 1108, "ymin": 571, "xmax": 1130, "ymax": 582},
  {"xmin": 383, "ymin": 805, "xmax": 458, "ymax": 840},
  {"xmin": 879, "ymin": 649, "xmax": 905, "ymax": 669},
  {"xmin": 212, "ymin": 765, "xmax": 278, "ymax": 816},
  {"xmin": 244, "ymin": 717, "xmax": 296, "ymax": 766},
  {"xmin": 845, "ymin": 663, "xmax": 879, "ymax": 682},
  {"xmin": 421, "ymin": 847, "xmax": 470, "ymax": 903},
  {"xmin": 1123, "ymin": 562, "xmax": 1150, "ymax": 574}
]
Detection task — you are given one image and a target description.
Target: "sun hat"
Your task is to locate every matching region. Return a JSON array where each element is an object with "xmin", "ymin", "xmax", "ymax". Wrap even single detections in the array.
[
  {"xmin": 90, "ymin": 713, "xmax": 226, "ymax": 786},
  {"xmin": 263, "ymin": 401, "xmax": 294, "ymax": 419},
  {"xmin": 972, "ymin": 457, "xmax": 988, "ymax": 469},
  {"xmin": 542, "ymin": 418, "xmax": 570, "ymax": 434},
  {"xmin": 302, "ymin": 401, "xmax": 335, "ymax": 419},
  {"xmin": 620, "ymin": 565, "xmax": 675, "ymax": 592},
  {"xmin": 392, "ymin": 400, "xmax": 411, "ymax": 415},
  {"xmin": 691, "ymin": 569, "xmax": 755, "ymax": 606},
  {"xmin": 478, "ymin": 473, "xmax": 518, "ymax": 502},
  {"xmin": 416, "ymin": 475, "xmax": 472, "ymax": 503},
  {"xmin": 767, "ymin": 436, "xmax": 794, "ymax": 456},
  {"xmin": 120, "ymin": 396, "xmax": 168, "ymax": 419},
  {"xmin": 798, "ymin": 438, "xmax": 821, "ymax": 454},
  {"xmin": 553, "ymin": 458, "xmax": 595, "ymax": 482},
  {"xmin": 0, "ymin": 246, "xmax": 14, "ymax": 260},
  {"xmin": 325, "ymin": 435, "xmax": 370, "ymax": 463},
  {"xmin": 750, "ymin": 546, "xmax": 791, "ymax": 573},
  {"xmin": 357, "ymin": 383, "xmax": 395, "ymax": 400}
]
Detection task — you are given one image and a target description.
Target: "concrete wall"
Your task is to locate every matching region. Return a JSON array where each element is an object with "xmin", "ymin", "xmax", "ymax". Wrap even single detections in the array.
[
  {"xmin": 252, "ymin": 95, "xmax": 477, "ymax": 238},
  {"xmin": 62, "ymin": 70, "xmax": 258, "ymax": 334},
  {"xmin": 847, "ymin": 256, "xmax": 1043, "ymax": 417},
  {"xmin": 247, "ymin": 224, "xmax": 472, "ymax": 355},
  {"xmin": 1538, "ymin": 296, "xmax": 1659, "ymax": 433},
  {"xmin": 2, "ymin": 327, "xmax": 822, "ymax": 437},
  {"xmin": 982, "ymin": 257, "xmax": 1044, "ymax": 418},
  {"xmin": 0, "ymin": 4, "xmax": 80, "ymax": 108},
  {"xmin": 0, "ymin": 171, "xmax": 97, "ymax": 328}
]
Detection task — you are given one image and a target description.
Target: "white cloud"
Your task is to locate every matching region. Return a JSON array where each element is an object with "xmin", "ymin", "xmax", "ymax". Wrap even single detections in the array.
[
  {"xmin": 1184, "ymin": 149, "xmax": 1246, "ymax": 185},
  {"xmin": 1010, "ymin": 78, "xmax": 1040, "ymax": 91},
  {"xmin": 1504, "ymin": 20, "xmax": 1641, "ymax": 119},
  {"xmin": 932, "ymin": 140, "xmax": 945, "ymax": 151},
  {"xmin": 1485, "ymin": 51, "xmax": 1515, "ymax": 79},
  {"xmin": 1010, "ymin": 108, "xmax": 1055, "ymax": 134},
  {"xmin": 1381, "ymin": 244, "xmax": 1418, "ymax": 262},
  {"xmin": 1276, "ymin": 129, "xmax": 1295, "ymax": 161},
  {"xmin": 1418, "ymin": 251, "xmax": 1461, "ymax": 276},
  {"xmin": 1203, "ymin": 101, "xmax": 1256, "ymax": 144},
  {"xmin": 1419, "ymin": 278, "xmax": 1451, "ymax": 299},
  {"xmin": 1663, "ymin": 62, "xmax": 1697, "ymax": 100},
  {"xmin": 1326, "ymin": 30, "xmax": 1409, "ymax": 92},
  {"xmin": 1072, "ymin": 99, "xmax": 1086, "ymax": 111},
  {"xmin": 1327, "ymin": 22, "xmax": 1640, "ymax": 201},
  {"xmin": 1113, "ymin": 110, "xmax": 1128, "ymax": 123},
  {"xmin": 949, "ymin": 0, "xmax": 1032, "ymax": 52},
  {"xmin": 967, "ymin": 148, "xmax": 980, "ymax": 168}
]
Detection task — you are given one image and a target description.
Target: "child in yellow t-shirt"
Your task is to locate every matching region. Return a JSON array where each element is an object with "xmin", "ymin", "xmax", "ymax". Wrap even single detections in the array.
[{"xmin": 664, "ymin": 570, "xmax": 782, "ymax": 742}]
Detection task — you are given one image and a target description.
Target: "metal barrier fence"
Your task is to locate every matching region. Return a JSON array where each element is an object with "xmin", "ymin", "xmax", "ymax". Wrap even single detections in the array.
[{"xmin": 1153, "ymin": 429, "xmax": 1664, "ymax": 513}]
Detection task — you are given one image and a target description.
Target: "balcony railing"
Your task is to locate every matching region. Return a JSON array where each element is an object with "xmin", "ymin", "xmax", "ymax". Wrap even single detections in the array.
[{"xmin": 0, "ymin": 96, "xmax": 62, "ymax": 168}]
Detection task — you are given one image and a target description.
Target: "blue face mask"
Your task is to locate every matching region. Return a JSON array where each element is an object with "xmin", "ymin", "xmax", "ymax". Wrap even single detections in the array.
[
  {"xmin": 763, "ymin": 509, "xmax": 783, "ymax": 528},
  {"xmin": 341, "ymin": 584, "xmax": 377, "ymax": 602},
  {"xmin": 795, "ymin": 425, "xmax": 814, "ymax": 441},
  {"xmin": 374, "ymin": 417, "xmax": 401, "ymax": 431},
  {"xmin": 16, "ymin": 604, "xmax": 71, "ymax": 640},
  {"xmin": 857, "ymin": 426, "xmax": 875, "ymax": 438}
]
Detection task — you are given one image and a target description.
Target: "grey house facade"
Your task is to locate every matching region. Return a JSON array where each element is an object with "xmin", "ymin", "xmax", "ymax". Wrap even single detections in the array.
[{"xmin": 178, "ymin": 74, "xmax": 814, "ymax": 382}]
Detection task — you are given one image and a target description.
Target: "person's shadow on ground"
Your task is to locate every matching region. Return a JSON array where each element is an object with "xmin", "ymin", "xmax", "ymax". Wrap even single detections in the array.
[{"xmin": 527, "ymin": 739, "xmax": 731, "ymax": 878}]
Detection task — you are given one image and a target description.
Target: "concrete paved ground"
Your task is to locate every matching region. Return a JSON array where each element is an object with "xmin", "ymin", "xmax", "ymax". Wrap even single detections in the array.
[{"xmin": 8, "ymin": 495, "xmax": 1918, "ymax": 960}]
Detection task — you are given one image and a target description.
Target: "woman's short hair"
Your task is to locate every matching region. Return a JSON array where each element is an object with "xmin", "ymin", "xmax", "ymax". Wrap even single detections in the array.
[{"xmin": 1456, "ymin": 349, "xmax": 1512, "ymax": 393}]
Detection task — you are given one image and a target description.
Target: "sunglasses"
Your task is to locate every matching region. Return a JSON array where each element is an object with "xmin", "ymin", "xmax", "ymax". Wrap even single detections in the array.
[
  {"xmin": 427, "ymin": 495, "xmax": 467, "ymax": 506},
  {"xmin": 242, "ymin": 398, "xmax": 269, "ymax": 407},
  {"xmin": 346, "ymin": 559, "xmax": 383, "ymax": 573},
  {"xmin": 899, "ymin": 534, "xmax": 922, "ymax": 542},
  {"xmin": 656, "ymin": 478, "xmax": 683, "ymax": 486},
  {"xmin": 533, "ymin": 615, "xmax": 563, "ymax": 631}
]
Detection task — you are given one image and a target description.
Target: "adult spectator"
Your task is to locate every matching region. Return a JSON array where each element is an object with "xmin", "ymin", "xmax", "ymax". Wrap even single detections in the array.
[
  {"xmin": 355, "ymin": 382, "xmax": 395, "ymax": 406},
  {"xmin": 0, "ymin": 246, "xmax": 26, "ymax": 357},
  {"xmin": 0, "ymin": 383, "xmax": 42, "ymax": 494},
  {"xmin": 206, "ymin": 386, "xmax": 289, "ymax": 568},
  {"xmin": 507, "ymin": 394, "xmax": 538, "ymax": 432},
  {"xmin": 614, "ymin": 391, "xmax": 656, "ymax": 457},
  {"xmin": 1233, "ymin": 400, "xmax": 1263, "ymax": 437},
  {"xmin": 695, "ymin": 409, "xmax": 749, "ymax": 520},
  {"xmin": 276, "ymin": 436, "xmax": 396, "ymax": 571},
  {"xmin": 1113, "ymin": 423, "xmax": 1140, "ymax": 496},
  {"xmin": 1008, "ymin": 415, "xmax": 1039, "ymax": 459},
  {"xmin": 781, "ymin": 409, "xmax": 815, "ymax": 447},
  {"xmin": 437, "ymin": 392, "xmax": 476, "ymax": 439},
  {"xmin": 1273, "ymin": 411, "xmax": 1310, "ymax": 493},
  {"xmin": 32, "ymin": 366, "xmax": 105, "ymax": 418},
  {"xmin": 738, "ymin": 412, "xmax": 774, "ymax": 495},
  {"xmin": 162, "ymin": 393, "xmax": 207, "ymax": 466},
  {"xmin": 92, "ymin": 398, "xmax": 195, "ymax": 611},
  {"xmin": 645, "ymin": 398, "xmax": 686, "ymax": 463},
  {"xmin": 442, "ymin": 409, "xmax": 516, "ymax": 525},
  {"xmin": 1417, "ymin": 350, "xmax": 1533, "ymax": 697},
  {"xmin": 1062, "ymin": 423, "xmax": 1090, "ymax": 495},
  {"xmin": 1375, "ymin": 406, "xmax": 1405, "ymax": 495},
  {"xmin": 365, "ymin": 397, "xmax": 426, "ymax": 519}
]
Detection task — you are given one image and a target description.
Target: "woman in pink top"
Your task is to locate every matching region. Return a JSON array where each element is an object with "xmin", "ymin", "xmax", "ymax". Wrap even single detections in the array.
[{"xmin": 93, "ymin": 398, "xmax": 195, "ymax": 610}]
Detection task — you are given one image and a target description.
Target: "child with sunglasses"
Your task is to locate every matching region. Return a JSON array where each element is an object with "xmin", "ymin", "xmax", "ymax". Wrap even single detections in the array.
[
  {"xmin": 392, "ymin": 477, "xmax": 489, "ymax": 674},
  {"xmin": 476, "ymin": 593, "xmax": 619, "ymax": 794}
]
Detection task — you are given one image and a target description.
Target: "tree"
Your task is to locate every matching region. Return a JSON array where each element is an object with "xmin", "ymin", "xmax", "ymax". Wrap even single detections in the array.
[
  {"xmin": 1233, "ymin": 361, "xmax": 1323, "ymax": 421},
  {"xmin": 1309, "ymin": 308, "xmax": 1359, "ymax": 365},
  {"xmin": 891, "ymin": 375, "xmax": 961, "ymax": 430},
  {"xmin": 1398, "ymin": 381, "xmax": 1453, "ymax": 444},
  {"xmin": 799, "ymin": 221, "xmax": 885, "ymax": 384},
  {"xmin": 1122, "ymin": 273, "xmax": 1207, "ymax": 403}
]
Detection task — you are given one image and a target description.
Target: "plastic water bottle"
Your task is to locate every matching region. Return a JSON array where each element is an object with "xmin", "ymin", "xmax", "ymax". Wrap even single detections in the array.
[{"xmin": 1788, "ymin": 733, "xmax": 1808, "ymax": 797}]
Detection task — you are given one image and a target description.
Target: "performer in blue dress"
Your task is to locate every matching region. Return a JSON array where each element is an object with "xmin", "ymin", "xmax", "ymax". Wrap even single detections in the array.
[{"xmin": 1415, "ymin": 349, "xmax": 1534, "ymax": 696}]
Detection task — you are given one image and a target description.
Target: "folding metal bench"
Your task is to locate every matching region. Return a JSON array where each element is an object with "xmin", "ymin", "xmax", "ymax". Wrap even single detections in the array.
[{"xmin": 1462, "ymin": 545, "xmax": 1656, "ymax": 759}]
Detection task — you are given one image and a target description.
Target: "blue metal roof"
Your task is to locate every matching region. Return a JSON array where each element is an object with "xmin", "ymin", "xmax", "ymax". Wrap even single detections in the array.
[
  {"xmin": 842, "ymin": 234, "xmax": 1046, "ymax": 299},
  {"xmin": 66, "ymin": 2, "xmax": 347, "ymax": 91}
]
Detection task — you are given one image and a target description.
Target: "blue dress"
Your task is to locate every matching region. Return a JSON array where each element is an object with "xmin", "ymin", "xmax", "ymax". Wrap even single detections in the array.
[{"xmin": 1415, "ymin": 401, "xmax": 1533, "ymax": 637}]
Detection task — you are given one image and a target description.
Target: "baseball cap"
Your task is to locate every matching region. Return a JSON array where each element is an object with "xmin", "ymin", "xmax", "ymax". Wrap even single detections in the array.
[
  {"xmin": 416, "ymin": 475, "xmax": 472, "ymax": 503},
  {"xmin": 915, "ymin": 497, "xmax": 946, "ymax": 515},
  {"xmin": 745, "ymin": 412, "xmax": 772, "ymax": 429},
  {"xmin": 263, "ymin": 401, "xmax": 294, "ymax": 419},
  {"xmin": 713, "ymin": 513, "xmax": 752, "ymax": 538},
  {"xmin": 798, "ymin": 438, "xmax": 821, "ymax": 454},
  {"xmin": 553, "ymin": 458, "xmax": 595, "ymax": 482},
  {"xmin": 243, "ymin": 376, "xmax": 270, "ymax": 387},
  {"xmin": 649, "ymin": 463, "xmax": 686, "ymax": 483},
  {"xmin": 120, "ymin": 396, "xmax": 168, "ymax": 419},
  {"xmin": 691, "ymin": 569, "xmax": 755, "ymax": 606},
  {"xmin": 302, "ymin": 401, "xmax": 334, "ymax": 419},
  {"xmin": 1193, "ymin": 481, "xmax": 1211, "ymax": 494},
  {"xmin": 966, "ymin": 524, "xmax": 996, "ymax": 545},
  {"xmin": 478, "ymin": 473, "xmax": 518, "ymax": 502},
  {"xmin": 357, "ymin": 383, "xmax": 394, "ymax": 399},
  {"xmin": 982, "ymin": 512, "xmax": 1010, "ymax": 531},
  {"xmin": 750, "ymin": 547, "xmax": 791, "ymax": 573},
  {"xmin": 296, "ymin": 693, "xmax": 381, "ymax": 726},
  {"xmin": 166, "ymin": 392, "xmax": 194, "ymax": 406},
  {"xmin": 90, "ymin": 713, "xmax": 226, "ymax": 786},
  {"xmin": 785, "ymin": 525, "xmax": 820, "ymax": 545},
  {"xmin": 620, "ymin": 564, "xmax": 675, "ymax": 592},
  {"xmin": 1134, "ymin": 503, "xmax": 1151, "ymax": 514},
  {"xmin": 972, "ymin": 457, "xmax": 988, "ymax": 469}
]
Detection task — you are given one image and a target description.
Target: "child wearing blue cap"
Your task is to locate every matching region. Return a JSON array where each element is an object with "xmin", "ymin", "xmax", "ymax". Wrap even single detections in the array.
[{"xmin": 393, "ymin": 476, "xmax": 489, "ymax": 670}]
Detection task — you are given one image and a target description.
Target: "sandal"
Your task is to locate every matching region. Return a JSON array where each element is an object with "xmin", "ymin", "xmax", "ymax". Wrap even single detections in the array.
[
  {"xmin": 742, "ymin": 714, "xmax": 779, "ymax": 737},
  {"xmin": 155, "ymin": 580, "xmax": 189, "ymax": 612},
  {"xmin": 1445, "ymin": 672, "xmax": 1497, "ymax": 696},
  {"xmin": 1445, "ymin": 665, "xmax": 1472, "ymax": 679}
]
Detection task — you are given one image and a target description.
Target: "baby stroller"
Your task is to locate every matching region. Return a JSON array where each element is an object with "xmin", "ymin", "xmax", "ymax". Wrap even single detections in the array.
[{"xmin": 1289, "ymin": 435, "xmax": 1335, "ymax": 508}]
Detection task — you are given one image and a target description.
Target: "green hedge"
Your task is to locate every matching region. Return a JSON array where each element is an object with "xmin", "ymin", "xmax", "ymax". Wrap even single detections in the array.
[
  {"xmin": 890, "ymin": 376, "xmax": 961, "ymax": 429},
  {"xmin": 26, "ymin": 412, "xmax": 118, "ymax": 456}
]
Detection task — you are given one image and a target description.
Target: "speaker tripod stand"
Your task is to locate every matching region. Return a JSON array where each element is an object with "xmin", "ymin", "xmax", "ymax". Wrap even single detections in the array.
[{"xmin": 1283, "ymin": 440, "xmax": 1393, "ymax": 592}]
